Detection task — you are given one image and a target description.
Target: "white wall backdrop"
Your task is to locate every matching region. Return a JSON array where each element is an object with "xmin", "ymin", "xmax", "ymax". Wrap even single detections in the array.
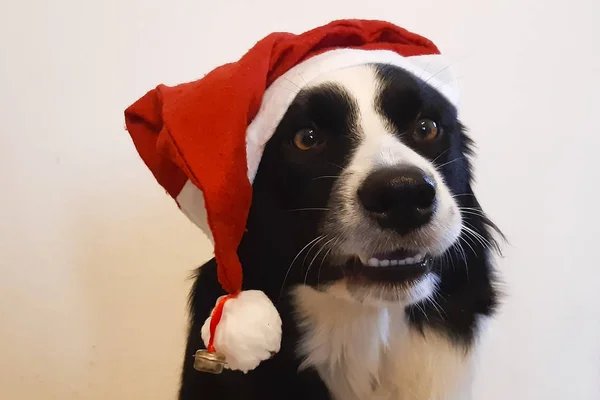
[{"xmin": 1, "ymin": 0, "xmax": 599, "ymax": 398}]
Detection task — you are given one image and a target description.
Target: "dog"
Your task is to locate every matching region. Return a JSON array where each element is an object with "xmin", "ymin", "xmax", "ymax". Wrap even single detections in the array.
[{"xmin": 177, "ymin": 62, "xmax": 501, "ymax": 400}]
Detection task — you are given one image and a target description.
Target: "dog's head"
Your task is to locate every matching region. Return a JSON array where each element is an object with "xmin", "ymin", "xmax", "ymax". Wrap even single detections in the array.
[{"xmin": 240, "ymin": 63, "xmax": 496, "ymax": 306}]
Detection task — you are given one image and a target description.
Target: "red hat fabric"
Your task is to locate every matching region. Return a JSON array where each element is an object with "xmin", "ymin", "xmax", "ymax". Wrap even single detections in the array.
[{"xmin": 124, "ymin": 19, "xmax": 459, "ymax": 372}]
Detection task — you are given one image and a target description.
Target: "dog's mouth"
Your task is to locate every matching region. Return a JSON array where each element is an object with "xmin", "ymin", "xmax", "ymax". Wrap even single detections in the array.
[
  {"xmin": 363, "ymin": 248, "xmax": 426, "ymax": 267},
  {"xmin": 346, "ymin": 248, "xmax": 433, "ymax": 284}
]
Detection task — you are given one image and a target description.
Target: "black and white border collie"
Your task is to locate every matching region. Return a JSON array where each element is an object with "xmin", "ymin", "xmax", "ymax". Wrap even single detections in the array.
[{"xmin": 179, "ymin": 63, "xmax": 501, "ymax": 400}]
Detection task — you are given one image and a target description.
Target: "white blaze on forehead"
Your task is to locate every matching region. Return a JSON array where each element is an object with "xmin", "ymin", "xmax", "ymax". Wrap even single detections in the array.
[{"xmin": 306, "ymin": 65, "xmax": 435, "ymax": 178}]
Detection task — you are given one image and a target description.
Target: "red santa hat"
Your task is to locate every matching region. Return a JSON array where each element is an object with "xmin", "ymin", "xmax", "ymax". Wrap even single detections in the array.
[{"xmin": 124, "ymin": 19, "xmax": 459, "ymax": 373}]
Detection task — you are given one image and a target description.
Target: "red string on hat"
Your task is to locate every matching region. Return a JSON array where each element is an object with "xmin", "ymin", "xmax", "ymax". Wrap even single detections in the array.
[{"xmin": 207, "ymin": 293, "xmax": 238, "ymax": 353}]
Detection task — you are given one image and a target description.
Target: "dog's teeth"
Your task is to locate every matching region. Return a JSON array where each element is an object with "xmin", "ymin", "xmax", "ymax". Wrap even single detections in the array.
[{"xmin": 364, "ymin": 253, "xmax": 427, "ymax": 267}]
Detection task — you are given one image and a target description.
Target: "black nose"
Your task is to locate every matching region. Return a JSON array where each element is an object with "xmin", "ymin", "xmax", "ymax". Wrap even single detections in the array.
[{"xmin": 357, "ymin": 167, "xmax": 436, "ymax": 234}]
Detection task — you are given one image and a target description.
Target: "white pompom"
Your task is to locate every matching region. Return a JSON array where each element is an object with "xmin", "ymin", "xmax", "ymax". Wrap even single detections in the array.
[{"xmin": 201, "ymin": 290, "xmax": 282, "ymax": 373}]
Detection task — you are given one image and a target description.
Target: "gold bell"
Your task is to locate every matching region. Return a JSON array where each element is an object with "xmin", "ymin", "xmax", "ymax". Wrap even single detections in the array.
[{"xmin": 193, "ymin": 349, "xmax": 228, "ymax": 374}]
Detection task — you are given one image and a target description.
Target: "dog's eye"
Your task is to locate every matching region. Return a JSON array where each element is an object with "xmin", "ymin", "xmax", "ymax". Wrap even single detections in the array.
[
  {"xmin": 413, "ymin": 118, "xmax": 440, "ymax": 142},
  {"xmin": 293, "ymin": 128, "xmax": 324, "ymax": 151}
]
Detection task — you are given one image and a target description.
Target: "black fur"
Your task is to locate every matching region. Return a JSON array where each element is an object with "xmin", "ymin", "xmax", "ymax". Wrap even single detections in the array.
[{"xmin": 178, "ymin": 64, "xmax": 500, "ymax": 399}]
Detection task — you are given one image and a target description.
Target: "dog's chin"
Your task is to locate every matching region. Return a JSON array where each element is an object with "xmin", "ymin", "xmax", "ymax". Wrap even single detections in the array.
[{"xmin": 323, "ymin": 255, "xmax": 439, "ymax": 307}]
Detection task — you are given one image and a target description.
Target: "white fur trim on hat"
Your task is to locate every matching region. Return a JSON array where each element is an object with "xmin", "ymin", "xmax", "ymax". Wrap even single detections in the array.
[{"xmin": 177, "ymin": 179, "xmax": 214, "ymax": 244}]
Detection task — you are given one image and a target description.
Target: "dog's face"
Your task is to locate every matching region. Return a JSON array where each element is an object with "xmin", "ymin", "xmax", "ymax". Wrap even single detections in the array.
[{"xmin": 246, "ymin": 63, "xmax": 477, "ymax": 306}]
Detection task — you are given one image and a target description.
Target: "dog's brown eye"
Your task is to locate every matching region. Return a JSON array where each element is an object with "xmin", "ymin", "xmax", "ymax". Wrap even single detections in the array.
[
  {"xmin": 413, "ymin": 118, "xmax": 440, "ymax": 142},
  {"xmin": 293, "ymin": 128, "xmax": 323, "ymax": 150}
]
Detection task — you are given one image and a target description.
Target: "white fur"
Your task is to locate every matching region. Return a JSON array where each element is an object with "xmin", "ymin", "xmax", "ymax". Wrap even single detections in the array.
[
  {"xmin": 294, "ymin": 285, "xmax": 474, "ymax": 400},
  {"xmin": 325, "ymin": 272, "xmax": 440, "ymax": 307},
  {"xmin": 201, "ymin": 290, "xmax": 282, "ymax": 373}
]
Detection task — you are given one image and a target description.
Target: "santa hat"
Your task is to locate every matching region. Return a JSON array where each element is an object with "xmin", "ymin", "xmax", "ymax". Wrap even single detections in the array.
[{"xmin": 124, "ymin": 19, "xmax": 459, "ymax": 373}]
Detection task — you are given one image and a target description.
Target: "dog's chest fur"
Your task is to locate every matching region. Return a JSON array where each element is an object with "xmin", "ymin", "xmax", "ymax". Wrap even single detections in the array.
[{"xmin": 293, "ymin": 286, "xmax": 474, "ymax": 400}]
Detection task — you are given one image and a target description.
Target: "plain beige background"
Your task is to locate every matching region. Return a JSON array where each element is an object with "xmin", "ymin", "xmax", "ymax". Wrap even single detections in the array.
[{"xmin": 1, "ymin": 0, "xmax": 599, "ymax": 399}]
